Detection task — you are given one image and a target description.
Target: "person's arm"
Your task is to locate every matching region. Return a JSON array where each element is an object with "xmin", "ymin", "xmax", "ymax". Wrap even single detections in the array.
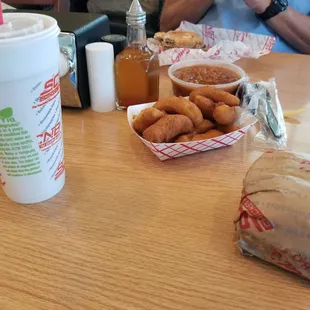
[
  {"xmin": 160, "ymin": 0, "xmax": 214, "ymax": 32},
  {"xmin": 245, "ymin": 0, "xmax": 310, "ymax": 54},
  {"xmin": 267, "ymin": 8, "xmax": 310, "ymax": 54}
]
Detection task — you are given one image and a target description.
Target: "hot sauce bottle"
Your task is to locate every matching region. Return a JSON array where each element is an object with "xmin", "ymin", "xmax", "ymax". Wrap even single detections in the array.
[{"xmin": 115, "ymin": 0, "xmax": 159, "ymax": 110}]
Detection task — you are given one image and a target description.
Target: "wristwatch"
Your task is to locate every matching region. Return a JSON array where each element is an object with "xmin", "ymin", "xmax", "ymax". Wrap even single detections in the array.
[{"xmin": 256, "ymin": 0, "xmax": 288, "ymax": 21}]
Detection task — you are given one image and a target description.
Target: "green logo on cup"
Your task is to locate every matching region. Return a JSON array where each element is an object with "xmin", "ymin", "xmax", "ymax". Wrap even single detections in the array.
[{"xmin": 0, "ymin": 108, "xmax": 15, "ymax": 122}]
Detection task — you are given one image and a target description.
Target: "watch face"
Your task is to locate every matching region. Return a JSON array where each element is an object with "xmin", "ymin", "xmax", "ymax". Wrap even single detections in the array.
[{"xmin": 277, "ymin": 0, "xmax": 288, "ymax": 8}]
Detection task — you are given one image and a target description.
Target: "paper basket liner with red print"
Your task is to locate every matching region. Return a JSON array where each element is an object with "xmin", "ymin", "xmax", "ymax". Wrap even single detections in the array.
[
  {"xmin": 128, "ymin": 102, "xmax": 256, "ymax": 161},
  {"xmin": 147, "ymin": 21, "xmax": 275, "ymax": 66}
]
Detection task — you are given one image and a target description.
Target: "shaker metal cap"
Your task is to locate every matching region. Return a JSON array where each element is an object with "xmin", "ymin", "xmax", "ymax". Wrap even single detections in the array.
[{"xmin": 126, "ymin": 0, "xmax": 146, "ymax": 25}]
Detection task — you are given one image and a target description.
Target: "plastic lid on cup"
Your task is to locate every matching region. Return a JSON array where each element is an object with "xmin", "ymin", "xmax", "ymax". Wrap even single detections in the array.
[{"xmin": 0, "ymin": 13, "xmax": 44, "ymax": 39}]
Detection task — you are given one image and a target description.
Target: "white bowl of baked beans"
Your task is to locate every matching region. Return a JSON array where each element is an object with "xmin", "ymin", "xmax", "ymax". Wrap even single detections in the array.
[{"xmin": 168, "ymin": 59, "xmax": 246, "ymax": 96}]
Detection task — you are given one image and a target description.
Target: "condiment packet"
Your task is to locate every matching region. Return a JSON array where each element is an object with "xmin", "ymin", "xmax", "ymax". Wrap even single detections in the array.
[
  {"xmin": 237, "ymin": 79, "xmax": 287, "ymax": 150},
  {"xmin": 148, "ymin": 21, "xmax": 275, "ymax": 66}
]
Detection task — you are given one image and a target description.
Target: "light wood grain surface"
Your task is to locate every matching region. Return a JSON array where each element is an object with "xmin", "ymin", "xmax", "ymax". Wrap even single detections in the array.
[{"xmin": 1, "ymin": 52, "xmax": 310, "ymax": 310}]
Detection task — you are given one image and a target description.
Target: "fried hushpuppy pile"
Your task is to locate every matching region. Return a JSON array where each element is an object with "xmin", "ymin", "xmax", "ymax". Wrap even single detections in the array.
[
  {"xmin": 133, "ymin": 107, "xmax": 165, "ymax": 133},
  {"xmin": 154, "ymin": 96, "xmax": 203, "ymax": 127},
  {"xmin": 132, "ymin": 86, "xmax": 241, "ymax": 143},
  {"xmin": 143, "ymin": 115, "xmax": 193, "ymax": 143}
]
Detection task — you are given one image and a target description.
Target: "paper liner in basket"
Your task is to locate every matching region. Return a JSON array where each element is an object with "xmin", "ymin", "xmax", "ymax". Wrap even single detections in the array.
[
  {"xmin": 147, "ymin": 21, "xmax": 275, "ymax": 66},
  {"xmin": 128, "ymin": 102, "xmax": 257, "ymax": 161}
]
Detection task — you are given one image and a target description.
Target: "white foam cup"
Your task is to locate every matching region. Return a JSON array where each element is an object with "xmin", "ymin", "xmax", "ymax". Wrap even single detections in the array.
[{"xmin": 0, "ymin": 13, "xmax": 65, "ymax": 204}]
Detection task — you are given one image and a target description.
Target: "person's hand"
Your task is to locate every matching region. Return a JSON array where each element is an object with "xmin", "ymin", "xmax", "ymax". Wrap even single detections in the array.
[{"xmin": 244, "ymin": 0, "xmax": 271, "ymax": 13}]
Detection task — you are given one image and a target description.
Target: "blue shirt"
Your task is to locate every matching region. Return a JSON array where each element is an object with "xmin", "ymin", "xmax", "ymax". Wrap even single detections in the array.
[{"xmin": 199, "ymin": 0, "xmax": 310, "ymax": 53}]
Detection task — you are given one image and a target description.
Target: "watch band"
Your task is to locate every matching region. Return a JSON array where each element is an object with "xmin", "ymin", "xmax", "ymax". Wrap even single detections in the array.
[{"xmin": 257, "ymin": 0, "xmax": 288, "ymax": 21}]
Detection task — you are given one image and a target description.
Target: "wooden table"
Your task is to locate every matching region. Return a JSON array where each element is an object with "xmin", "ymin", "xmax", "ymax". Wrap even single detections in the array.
[{"xmin": 1, "ymin": 53, "xmax": 310, "ymax": 310}]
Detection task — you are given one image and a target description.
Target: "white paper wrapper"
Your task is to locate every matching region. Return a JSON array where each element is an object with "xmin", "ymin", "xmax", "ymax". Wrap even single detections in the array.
[
  {"xmin": 148, "ymin": 21, "xmax": 276, "ymax": 66},
  {"xmin": 236, "ymin": 151, "xmax": 310, "ymax": 280},
  {"xmin": 128, "ymin": 102, "xmax": 257, "ymax": 161}
]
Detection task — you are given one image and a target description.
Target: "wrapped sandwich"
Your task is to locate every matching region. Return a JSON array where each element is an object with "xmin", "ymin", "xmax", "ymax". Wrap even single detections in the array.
[
  {"xmin": 154, "ymin": 31, "xmax": 204, "ymax": 50},
  {"xmin": 235, "ymin": 151, "xmax": 310, "ymax": 279}
]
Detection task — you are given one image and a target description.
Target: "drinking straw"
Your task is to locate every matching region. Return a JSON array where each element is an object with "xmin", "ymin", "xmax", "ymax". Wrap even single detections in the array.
[{"xmin": 0, "ymin": 0, "xmax": 4, "ymax": 26}]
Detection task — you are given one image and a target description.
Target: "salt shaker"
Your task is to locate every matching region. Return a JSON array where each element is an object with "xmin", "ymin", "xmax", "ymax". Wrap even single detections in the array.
[{"xmin": 85, "ymin": 42, "xmax": 116, "ymax": 113}]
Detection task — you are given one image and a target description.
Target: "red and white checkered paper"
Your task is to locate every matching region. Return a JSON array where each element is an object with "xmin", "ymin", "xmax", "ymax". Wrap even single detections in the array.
[
  {"xmin": 147, "ymin": 21, "xmax": 275, "ymax": 66},
  {"xmin": 128, "ymin": 102, "xmax": 257, "ymax": 161}
]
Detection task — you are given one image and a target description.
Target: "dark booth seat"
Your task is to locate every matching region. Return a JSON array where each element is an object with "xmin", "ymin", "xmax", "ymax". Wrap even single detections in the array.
[{"xmin": 71, "ymin": 0, "xmax": 164, "ymax": 37}]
